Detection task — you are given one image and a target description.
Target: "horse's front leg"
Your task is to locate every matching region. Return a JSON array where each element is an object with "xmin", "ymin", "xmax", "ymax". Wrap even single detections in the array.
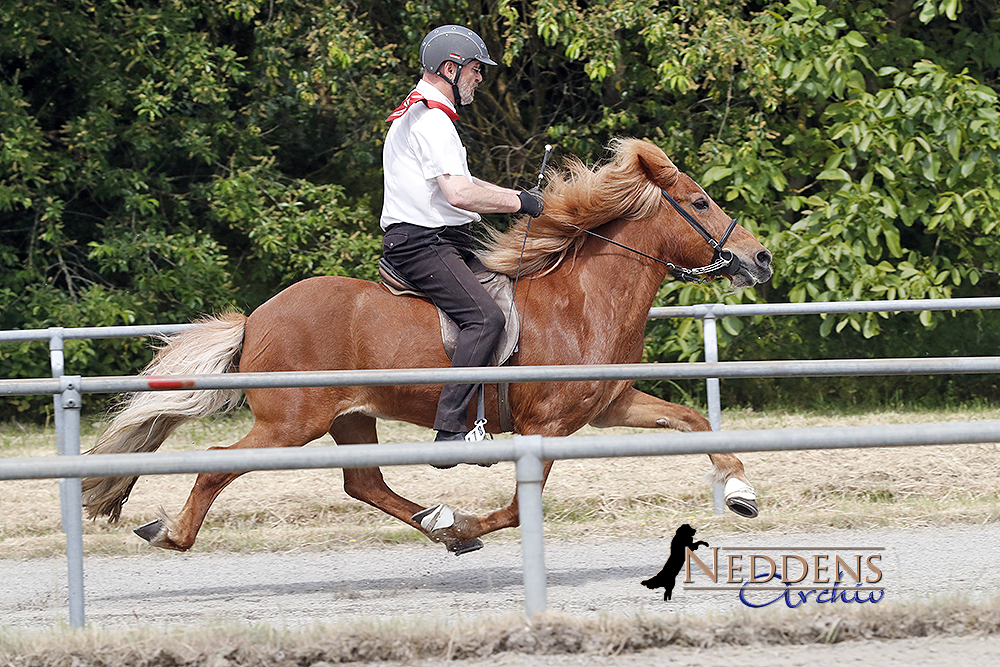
[
  {"xmin": 465, "ymin": 459, "xmax": 555, "ymax": 532},
  {"xmin": 591, "ymin": 386, "xmax": 758, "ymax": 518},
  {"xmin": 330, "ymin": 412, "xmax": 487, "ymax": 555},
  {"xmin": 397, "ymin": 460, "xmax": 557, "ymax": 554}
]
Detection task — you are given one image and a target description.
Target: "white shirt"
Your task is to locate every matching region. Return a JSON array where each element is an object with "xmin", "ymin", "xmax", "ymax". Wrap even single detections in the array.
[{"xmin": 380, "ymin": 80, "xmax": 480, "ymax": 230}]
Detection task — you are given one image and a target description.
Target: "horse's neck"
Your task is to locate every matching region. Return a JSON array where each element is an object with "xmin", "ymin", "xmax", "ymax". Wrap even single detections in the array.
[
  {"xmin": 583, "ymin": 217, "xmax": 672, "ymax": 309},
  {"xmin": 528, "ymin": 231, "xmax": 669, "ymax": 365}
]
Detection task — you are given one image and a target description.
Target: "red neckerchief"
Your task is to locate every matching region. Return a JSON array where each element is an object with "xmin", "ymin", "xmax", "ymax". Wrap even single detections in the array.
[{"xmin": 385, "ymin": 89, "xmax": 458, "ymax": 123}]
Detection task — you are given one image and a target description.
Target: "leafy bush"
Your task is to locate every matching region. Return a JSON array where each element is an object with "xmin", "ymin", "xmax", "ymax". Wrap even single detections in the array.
[{"xmin": 2, "ymin": 0, "xmax": 998, "ymax": 419}]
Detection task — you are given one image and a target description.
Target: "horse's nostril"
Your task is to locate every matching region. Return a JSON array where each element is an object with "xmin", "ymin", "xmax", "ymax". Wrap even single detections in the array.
[{"xmin": 756, "ymin": 249, "xmax": 772, "ymax": 267}]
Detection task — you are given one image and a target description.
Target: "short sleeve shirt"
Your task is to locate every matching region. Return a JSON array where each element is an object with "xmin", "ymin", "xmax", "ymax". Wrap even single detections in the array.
[{"xmin": 380, "ymin": 80, "xmax": 480, "ymax": 230}]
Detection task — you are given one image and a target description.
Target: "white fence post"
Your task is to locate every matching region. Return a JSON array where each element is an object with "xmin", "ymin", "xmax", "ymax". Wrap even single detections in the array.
[
  {"xmin": 58, "ymin": 374, "xmax": 86, "ymax": 628},
  {"xmin": 702, "ymin": 312, "xmax": 725, "ymax": 514},
  {"xmin": 49, "ymin": 328, "xmax": 65, "ymax": 455},
  {"xmin": 514, "ymin": 434, "xmax": 547, "ymax": 618},
  {"xmin": 50, "ymin": 329, "xmax": 86, "ymax": 628}
]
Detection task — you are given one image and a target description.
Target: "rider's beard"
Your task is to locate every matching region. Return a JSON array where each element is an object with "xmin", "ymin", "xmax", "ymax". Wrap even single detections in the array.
[{"xmin": 458, "ymin": 78, "xmax": 477, "ymax": 106}]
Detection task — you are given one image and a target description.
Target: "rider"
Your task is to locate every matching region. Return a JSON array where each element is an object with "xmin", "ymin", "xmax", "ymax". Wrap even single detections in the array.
[{"xmin": 380, "ymin": 25, "xmax": 543, "ymax": 442}]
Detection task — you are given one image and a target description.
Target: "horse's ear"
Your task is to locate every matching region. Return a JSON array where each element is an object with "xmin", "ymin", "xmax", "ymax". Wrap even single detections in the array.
[{"xmin": 634, "ymin": 141, "xmax": 679, "ymax": 189}]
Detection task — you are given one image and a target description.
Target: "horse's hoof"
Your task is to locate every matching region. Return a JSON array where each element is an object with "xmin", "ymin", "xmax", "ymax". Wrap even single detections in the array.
[
  {"xmin": 429, "ymin": 462, "xmax": 495, "ymax": 469},
  {"xmin": 134, "ymin": 519, "xmax": 165, "ymax": 543},
  {"xmin": 414, "ymin": 504, "xmax": 482, "ymax": 553},
  {"xmin": 448, "ymin": 538, "xmax": 484, "ymax": 555},
  {"xmin": 724, "ymin": 478, "xmax": 759, "ymax": 519}
]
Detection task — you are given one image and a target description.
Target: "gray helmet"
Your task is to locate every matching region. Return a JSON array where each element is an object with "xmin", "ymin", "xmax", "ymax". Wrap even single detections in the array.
[{"xmin": 419, "ymin": 25, "xmax": 497, "ymax": 75}]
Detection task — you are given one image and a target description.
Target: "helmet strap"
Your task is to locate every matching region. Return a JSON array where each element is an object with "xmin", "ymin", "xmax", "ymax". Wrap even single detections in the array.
[{"xmin": 437, "ymin": 63, "xmax": 465, "ymax": 109}]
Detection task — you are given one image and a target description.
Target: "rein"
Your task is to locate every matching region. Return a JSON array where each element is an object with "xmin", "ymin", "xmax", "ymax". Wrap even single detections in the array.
[{"xmin": 570, "ymin": 189, "xmax": 742, "ymax": 284}]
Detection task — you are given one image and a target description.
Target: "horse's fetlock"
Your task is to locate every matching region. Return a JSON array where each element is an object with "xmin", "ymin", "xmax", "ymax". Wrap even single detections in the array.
[{"xmin": 152, "ymin": 528, "xmax": 193, "ymax": 552}]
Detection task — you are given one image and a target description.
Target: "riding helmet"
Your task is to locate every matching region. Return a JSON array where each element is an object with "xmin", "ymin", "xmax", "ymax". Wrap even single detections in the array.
[{"xmin": 419, "ymin": 25, "xmax": 497, "ymax": 75}]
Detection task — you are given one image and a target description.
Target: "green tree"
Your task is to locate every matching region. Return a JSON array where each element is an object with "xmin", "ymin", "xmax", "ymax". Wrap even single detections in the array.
[
  {"xmin": 2, "ymin": 0, "xmax": 999, "ymax": 418},
  {"xmin": 0, "ymin": 0, "xmax": 380, "ymax": 409}
]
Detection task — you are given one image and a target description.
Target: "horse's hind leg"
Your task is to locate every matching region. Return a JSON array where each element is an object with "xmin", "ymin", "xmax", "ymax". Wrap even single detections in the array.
[
  {"xmin": 590, "ymin": 386, "xmax": 758, "ymax": 518},
  {"xmin": 334, "ymin": 413, "xmax": 422, "ymax": 523},
  {"xmin": 137, "ymin": 408, "xmax": 327, "ymax": 551}
]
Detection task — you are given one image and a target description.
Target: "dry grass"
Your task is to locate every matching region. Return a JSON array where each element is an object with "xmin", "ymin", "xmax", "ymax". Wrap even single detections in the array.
[
  {"xmin": 2, "ymin": 595, "xmax": 1000, "ymax": 665},
  {"xmin": 2, "ymin": 406, "xmax": 1000, "ymax": 559}
]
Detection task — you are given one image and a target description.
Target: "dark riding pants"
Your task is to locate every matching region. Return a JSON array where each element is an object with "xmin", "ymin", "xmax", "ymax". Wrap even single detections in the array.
[{"xmin": 382, "ymin": 223, "xmax": 505, "ymax": 433}]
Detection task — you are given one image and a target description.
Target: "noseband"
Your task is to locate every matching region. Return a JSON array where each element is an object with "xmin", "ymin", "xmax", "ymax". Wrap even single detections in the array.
[{"xmin": 571, "ymin": 189, "xmax": 742, "ymax": 283}]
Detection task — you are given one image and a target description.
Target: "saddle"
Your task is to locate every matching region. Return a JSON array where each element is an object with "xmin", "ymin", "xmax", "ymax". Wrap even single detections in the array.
[{"xmin": 378, "ymin": 257, "xmax": 518, "ymax": 432}]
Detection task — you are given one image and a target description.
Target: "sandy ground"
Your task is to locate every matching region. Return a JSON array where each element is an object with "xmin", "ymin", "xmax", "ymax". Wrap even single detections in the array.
[
  {"xmin": 4, "ymin": 412, "xmax": 1000, "ymax": 664},
  {"xmin": 4, "ymin": 524, "xmax": 999, "ymax": 665},
  {"xmin": 10, "ymin": 524, "xmax": 998, "ymax": 627}
]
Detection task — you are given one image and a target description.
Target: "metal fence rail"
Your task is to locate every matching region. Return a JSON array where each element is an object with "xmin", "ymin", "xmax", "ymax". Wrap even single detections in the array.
[
  {"xmin": 3, "ymin": 296, "xmax": 1000, "ymax": 628},
  {"xmin": 647, "ymin": 296, "xmax": 1000, "ymax": 319},
  {"xmin": 5, "ymin": 356, "xmax": 1000, "ymax": 398},
  {"xmin": 647, "ymin": 296, "xmax": 1000, "ymax": 442},
  {"xmin": 6, "ymin": 420, "xmax": 1000, "ymax": 482}
]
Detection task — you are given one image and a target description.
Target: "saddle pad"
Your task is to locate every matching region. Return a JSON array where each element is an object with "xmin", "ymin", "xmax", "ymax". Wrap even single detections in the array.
[
  {"xmin": 380, "ymin": 264, "xmax": 519, "ymax": 368},
  {"xmin": 438, "ymin": 271, "xmax": 519, "ymax": 368}
]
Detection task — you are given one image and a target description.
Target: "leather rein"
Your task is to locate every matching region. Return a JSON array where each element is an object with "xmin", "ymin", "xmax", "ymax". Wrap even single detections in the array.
[{"xmin": 572, "ymin": 189, "xmax": 742, "ymax": 284}]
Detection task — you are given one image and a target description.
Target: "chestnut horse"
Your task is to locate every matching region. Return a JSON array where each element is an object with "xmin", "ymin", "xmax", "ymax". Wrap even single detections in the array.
[{"xmin": 82, "ymin": 139, "xmax": 773, "ymax": 554}]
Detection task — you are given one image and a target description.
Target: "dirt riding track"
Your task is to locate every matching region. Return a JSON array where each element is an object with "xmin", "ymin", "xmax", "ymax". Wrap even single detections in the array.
[
  {"xmin": 6, "ymin": 524, "xmax": 1000, "ymax": 626},
  {"xmin": 5, "ymin": 524, "xmax": 1000, "ymax": 666}
]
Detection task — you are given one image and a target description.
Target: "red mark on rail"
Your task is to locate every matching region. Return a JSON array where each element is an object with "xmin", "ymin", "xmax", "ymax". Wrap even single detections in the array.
[{"xmin": 147, "ymin": 377, "xmax": 195, "ymax": 389}]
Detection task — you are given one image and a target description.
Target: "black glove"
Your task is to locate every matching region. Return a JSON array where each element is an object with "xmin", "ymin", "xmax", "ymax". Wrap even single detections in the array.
[{"xmin": 516, "ymin": 187, "xmax": 544, "ymax": 218}]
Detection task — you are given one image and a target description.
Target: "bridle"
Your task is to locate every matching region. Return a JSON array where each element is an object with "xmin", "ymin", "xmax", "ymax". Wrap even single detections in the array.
[
  {"xmin": 571, "ymin": 189, "xmax": 742, "ymax": 283},
  {"xmin": 660, "ymin": 189, "xmax": 741, "ymax": 282}
]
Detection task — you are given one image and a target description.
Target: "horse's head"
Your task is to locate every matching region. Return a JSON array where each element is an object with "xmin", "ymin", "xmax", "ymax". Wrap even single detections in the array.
[
  {"xmin": 633, "ymin": 141, "xmax": 773, "ymax": 288},
  {"xmin": 479, "ymin": 139, "xmax": 774, "ymax": 286}
]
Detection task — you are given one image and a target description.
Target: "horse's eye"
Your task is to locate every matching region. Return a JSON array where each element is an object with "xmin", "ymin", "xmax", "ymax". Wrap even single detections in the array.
[{"xmin": 693, "ymin": 199, "xmax": 709, "ymax": 211}]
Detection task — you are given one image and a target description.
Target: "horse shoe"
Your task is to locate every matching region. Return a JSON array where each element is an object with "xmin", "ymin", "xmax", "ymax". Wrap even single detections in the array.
[
  {"xmin": 724, "ymin": 478, "xmax": 759, "ymax": 519},
  {"xmin": 447, "ymin": 538, "xmax": 484, "ymax": 555}
]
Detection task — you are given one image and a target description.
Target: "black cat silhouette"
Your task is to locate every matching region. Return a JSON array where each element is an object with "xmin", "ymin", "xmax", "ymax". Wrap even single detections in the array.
[{"xmin": 641, "ymin": 524, "xmax": 709, "ymax": 600}]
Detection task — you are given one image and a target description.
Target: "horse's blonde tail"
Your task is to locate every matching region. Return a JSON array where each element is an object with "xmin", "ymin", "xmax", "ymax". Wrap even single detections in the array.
[{"xmin": 81, "ymin": 312, "xmax": 247, "ymax": 522}]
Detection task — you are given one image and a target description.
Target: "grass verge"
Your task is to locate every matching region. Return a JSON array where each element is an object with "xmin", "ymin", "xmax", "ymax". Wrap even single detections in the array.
[{"xmin": 2, "ymin": 595, "xmax": 999, "ymax": 665}]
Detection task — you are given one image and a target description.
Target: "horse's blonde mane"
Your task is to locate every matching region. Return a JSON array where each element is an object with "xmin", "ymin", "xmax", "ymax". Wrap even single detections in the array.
[{"xmin": 480, "ymin": 138, "xmax": 680, "ymax": 276}]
